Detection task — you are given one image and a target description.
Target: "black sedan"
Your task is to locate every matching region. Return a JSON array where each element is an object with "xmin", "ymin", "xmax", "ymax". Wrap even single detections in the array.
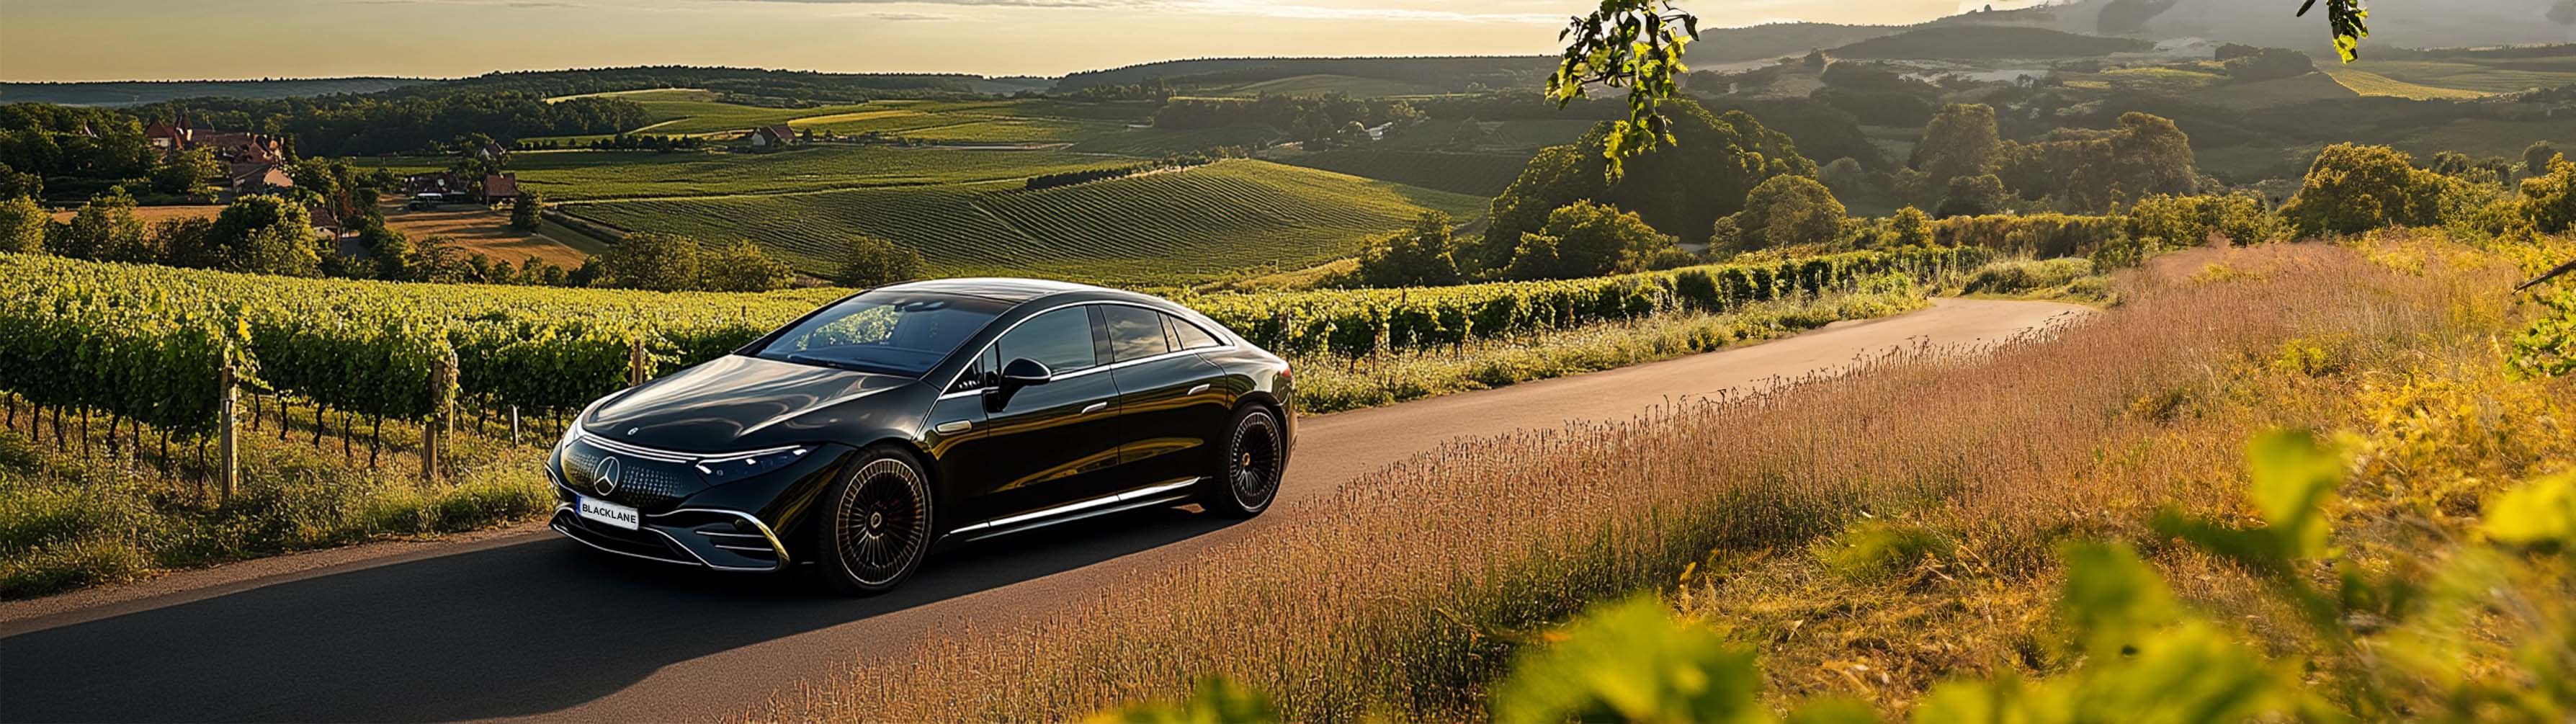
[{"xmin": 545, "ymin": 278, "xmax": 1294, "ymax": 593}]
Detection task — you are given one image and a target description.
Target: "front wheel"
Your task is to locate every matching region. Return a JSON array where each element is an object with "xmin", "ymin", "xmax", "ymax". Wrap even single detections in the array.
[
  {"xmin": 1199, "ymin": 406, "xmax": 1284, "ymax": 518},
  {"xmin": 815, "ymin": 448, "xmax": 934, "ymax": 594}
]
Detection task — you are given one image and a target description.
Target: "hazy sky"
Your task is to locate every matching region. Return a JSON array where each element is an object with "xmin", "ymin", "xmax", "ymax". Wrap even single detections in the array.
[{"xmin": 0, "ymin": 0, "xmax": 2041, "ymax": 81}]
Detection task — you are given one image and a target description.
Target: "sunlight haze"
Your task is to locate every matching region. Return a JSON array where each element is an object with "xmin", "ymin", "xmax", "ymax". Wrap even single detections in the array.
[{"xmin": 0, "ymin": 0, "xmax": 2045, "ymax": 81}]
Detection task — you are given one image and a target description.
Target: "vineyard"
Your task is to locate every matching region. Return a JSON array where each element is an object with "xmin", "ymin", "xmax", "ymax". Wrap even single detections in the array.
[
  {"xmin": 352, "ymin": 146, "xmax": 1137, "ymax": 200},
  {"xmin": 560, "ymin": 160, "xmax": 1488, "ymax": 284},
  {"xmin": 1279, "ymin": 149, "xmax": 1534, "ymax": 196},
  {"xmin": 0, "ymin": 244, "xmax": 1983, "ymax": 471}
]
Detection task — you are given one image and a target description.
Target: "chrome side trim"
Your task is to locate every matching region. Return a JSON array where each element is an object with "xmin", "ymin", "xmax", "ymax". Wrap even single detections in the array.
[
  {"xmin": 667, "ymin": 507, "xmax": 792, "ymax": 567},
  {"xmin": 945, "ymin": 478, "xmax": 1202, "ymax": 537},
  {"xmin": 1188, "ymin": 383, "xmax": 1212, "ymax": 395},
  {"xmin": 934, "ymin": 420, "xmax": 972, "ymax": 434},
  {"xmin": 1080, "ymin": 401, "xmax": 1109, "ymax": 414}
]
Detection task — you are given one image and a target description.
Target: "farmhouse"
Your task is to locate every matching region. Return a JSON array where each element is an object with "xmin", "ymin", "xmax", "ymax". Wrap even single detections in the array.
[
  {"xmin": 146, "ymin": 120, "xmax": 285, "ymax": 163},
  {"xmin": 750, "ymin": 125, "xmax": 797, "ymax": 147},
  {"xmin": 227, "ymin": 162, "xmax": 293, "ymax": 192},
  {"xmin": 475, "ymin": 140, "xmax": 511, "ymax": 163},
  {"xmin": 483, "ymin": 173, "xmax": 520, "ymax": 204}
]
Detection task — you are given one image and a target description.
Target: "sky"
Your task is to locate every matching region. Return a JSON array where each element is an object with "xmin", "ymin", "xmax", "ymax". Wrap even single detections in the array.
[{"xmin": 0, "ymin": 0, "xmax": 2047, "ymax": 81}]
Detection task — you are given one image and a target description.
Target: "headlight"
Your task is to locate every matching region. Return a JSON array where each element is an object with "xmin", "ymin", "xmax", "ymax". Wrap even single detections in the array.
[{"xmin": 694, "ymin": 447, "xmax": 810, "ymax": 481}]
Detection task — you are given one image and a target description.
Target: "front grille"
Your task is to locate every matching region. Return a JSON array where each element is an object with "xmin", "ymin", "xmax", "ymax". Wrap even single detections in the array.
[
  {"xmin": 551, "ymin": 509, "xmax": 694, "ymax": 564},
  {"xmin": 560, "ymin": 439, "xmax": 704, "ymax": 508}
]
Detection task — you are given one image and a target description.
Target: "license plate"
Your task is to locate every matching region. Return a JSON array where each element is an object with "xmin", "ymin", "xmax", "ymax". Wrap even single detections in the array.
[{"xmin": 576, "ymin": 496, "xmax": 640, "ymax": 530}]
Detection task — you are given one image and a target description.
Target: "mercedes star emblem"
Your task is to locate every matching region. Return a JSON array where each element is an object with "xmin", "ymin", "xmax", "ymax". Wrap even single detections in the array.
[{"xmin": 592, "ymin": 457, "xmax": 622, "ymax": 496}]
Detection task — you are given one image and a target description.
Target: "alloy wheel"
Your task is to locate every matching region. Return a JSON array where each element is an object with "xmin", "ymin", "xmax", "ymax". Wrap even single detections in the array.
[{"xmin": 835, "ymin": 457, "xmax": 928, "ymax": 586}]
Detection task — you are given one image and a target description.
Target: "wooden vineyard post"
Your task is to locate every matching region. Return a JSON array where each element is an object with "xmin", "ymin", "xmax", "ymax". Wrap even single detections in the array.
[
  {"xmin": 509, "ymin": 405, "xmax": 522, "ymax": 447},
  {"xmin": 218, "ymin": 349, "xmax": 238, "ymax": 502},
  {"xmin": 423, "ymin": 348, "xmax": 456, "ymax": 483},
  {"xmin": 627, "ymin": 339, "xmax": 649, "ymax": 386}
]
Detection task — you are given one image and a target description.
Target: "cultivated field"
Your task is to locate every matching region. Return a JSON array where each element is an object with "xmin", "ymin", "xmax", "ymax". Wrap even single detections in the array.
[
  {"xmin": 561, "ymin": 159, "xmax": 1485, "ymax": 283},
  {"xmin": 352, "ymin": 146, "xmax": 1137, "ymax": 200},
  {"xmin": 1277, "ymin": 149, "xmax": 1533, "ymax": 196}
]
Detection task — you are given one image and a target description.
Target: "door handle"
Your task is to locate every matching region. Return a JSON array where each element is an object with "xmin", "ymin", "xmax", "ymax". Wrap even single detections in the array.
[
  {"xmin": 1081, "ymin": 402, "xmax": 1109, "ymax": 415},
  {"xmin": 934, "ymin": 420, "xmax": 972, "ymax": 434},
  {"xmin": 1187, "ymin": 384, "xmax": 1211, "ymax": 395}
]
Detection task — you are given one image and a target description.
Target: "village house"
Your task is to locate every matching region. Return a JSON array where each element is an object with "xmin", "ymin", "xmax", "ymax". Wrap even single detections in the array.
[
  {"xmin": 227, "ymin": 162, "xmax": 293, "ymax": 193},
  {"xmin": 483, "ymin": 173, "xmax": 519, "ymax": 204},
  {"xmin": 146, "ymin": 120, "xmax": 286, "ymax": 164},
  {"xmin": 749, "ymin": 125, "xmax": 797, "ymax": 148}
]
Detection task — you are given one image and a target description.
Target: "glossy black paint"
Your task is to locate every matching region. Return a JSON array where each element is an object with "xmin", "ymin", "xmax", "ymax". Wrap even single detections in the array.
[{"xmin": 545, "ymin": 278, "xmax": 1295, "ymax": 576}]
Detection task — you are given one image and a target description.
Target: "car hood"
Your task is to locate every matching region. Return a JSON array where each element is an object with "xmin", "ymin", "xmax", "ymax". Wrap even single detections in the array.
[{"xmin": 583, "ymin": 354, "xmax": 914, "ymax": 452}]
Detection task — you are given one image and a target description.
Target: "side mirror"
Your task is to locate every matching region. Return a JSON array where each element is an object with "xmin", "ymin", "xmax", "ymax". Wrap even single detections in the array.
[{"xmin": 998, "ymin": 357, "xmax": 1052, "ymax": 389}]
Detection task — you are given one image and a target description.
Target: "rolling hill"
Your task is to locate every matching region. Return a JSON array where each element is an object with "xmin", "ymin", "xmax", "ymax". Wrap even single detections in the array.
[{"xmin": 557, "ymin": 159, "xmax": 1484, "ymax": 285}]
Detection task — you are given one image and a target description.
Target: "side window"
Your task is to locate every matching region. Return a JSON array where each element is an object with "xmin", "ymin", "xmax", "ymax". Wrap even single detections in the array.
[
  {"xmin": 951, "ymin": 344, "xmax": 1000, "ymax": 393},
  {"xmin": 1167, "ymin": 313, "xmax": 1224, "ymax": 349},
  {"xmin": 1102, "ymin": 305, "xmax": 1173, "ymax": 362},
  {"xmin": 994, "ymin": 306, "xmax": 1098, "ymax": 374}
]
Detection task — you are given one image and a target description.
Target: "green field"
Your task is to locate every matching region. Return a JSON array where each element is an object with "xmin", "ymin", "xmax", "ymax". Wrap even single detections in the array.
[
  {"xmin": 2322, "ymin": 67, "xmax": 2495, "ymax": 99},
  {"xmin": 1204, "ymin": 73, "xmax": 1446, "ymax": 97},
  {"xmin": 2336, "ymin": 58, "xmax": 2576, "ymax": 95},
  {"xmin": 1278, "ymin": 149, "xmax": 1532, "ymax": 196},
  {"xmin": 1068, "ymin": 124, "xmax": 1284, "ymax": 156},
  {"xmin": 787, "ymin": 99, "xmax": 1149, "ymax": 145},
  {"xmin": 352, "ymin": 146, "xmax": 1135, "ymax": 200},
  {"xmin": 559, "ymin": 159, "xmax": 1485, "ymax": 285}
]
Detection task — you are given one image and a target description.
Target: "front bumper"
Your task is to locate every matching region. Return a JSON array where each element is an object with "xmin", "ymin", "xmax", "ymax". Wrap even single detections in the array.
[{"xmin": 547, "ymin": 463, "xmax": 795, "ymax": 572}]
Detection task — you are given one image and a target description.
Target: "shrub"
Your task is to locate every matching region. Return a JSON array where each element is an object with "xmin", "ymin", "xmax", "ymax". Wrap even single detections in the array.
[
  {"xmin": 1719, "ymin": 175, "xmax": 1846, "ymax": 254},
  {"xmin": 509, "ymin": 192, "xmax": 544, "ymax": 231},
  {"xmin": 837, "ymin": 234, "xmax": 924, "ymax": 289},
  {"xmin": 1931, "ymin": 213, "xmax": 2124, "ymax": 258},
  {"xmin": 2280, "ymin": 143, "xmax": 2454, "ymax": 236},
  {"xmin": 597, "ymin": 232, "xmax": 704, "ymax": 292},
  {"xmin": 697, "ymin": 239, "xmax": 793, "ymax": 292},
  {"xmin": 2127, "ymin": 192, "xmax": 2281, "ymax": 246},
  {"xmin": 1962, "ymin": 257, "xmax": 2095, "ymax": 295},
  {"xmin": 2520, "ymin": 158, "xmax": 2576, "ymax": 233},
  {"xmin": 1354, "ymin": 213, "xmax": 1464, "ymax": 287},
  {"xmin": 1933, "ymin": 174, "xmax": 2007, "ymax": 218},
  {"xmin": 1817, "ymin": 519, "xmax": 1955, "ymax": 582},
  {"xmin": 1506, "ymin": 202, "xmax": 1675, "ymax": 281},
  {"xmin": 0, "ymin": 195, "xmax": 45, "ymax": 254}
]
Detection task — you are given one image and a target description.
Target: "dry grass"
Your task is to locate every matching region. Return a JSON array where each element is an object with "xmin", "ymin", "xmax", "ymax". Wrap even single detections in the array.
[
  {"xmin": 764, "ymin": 236, "xmax": 2535, "ymax": 722},
  {"xmin": 376, "ymin": 201, "xmax": 601, "ymax": 267}
]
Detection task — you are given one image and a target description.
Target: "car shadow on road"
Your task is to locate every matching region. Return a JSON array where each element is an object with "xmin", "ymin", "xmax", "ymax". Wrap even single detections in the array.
[{"xmin": 1, "ymin": 506, "xmax": 1238, "ymax": 723}]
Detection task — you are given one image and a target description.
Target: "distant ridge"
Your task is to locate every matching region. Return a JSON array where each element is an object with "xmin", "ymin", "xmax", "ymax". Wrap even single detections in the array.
[{"xmin": 0, "ymin": 78, "xmax": 431, "ymax": 106}]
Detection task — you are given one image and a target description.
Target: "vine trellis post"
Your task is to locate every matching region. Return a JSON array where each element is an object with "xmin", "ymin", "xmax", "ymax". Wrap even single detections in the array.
[
  {"xmin": 422, "ymin": 349, "xmax": 457, "ymax": 483},
  {"xmin": 218, "ymin": 347, "xmax": 238, "ymax": 502}
]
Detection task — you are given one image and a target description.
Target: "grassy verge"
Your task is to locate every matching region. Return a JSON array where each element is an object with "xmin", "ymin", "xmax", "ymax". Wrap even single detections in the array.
[
  {"xmin": 0, "ymin": 407, "xmax": 554, "ymax": 599},
  {"xmin": 1290, "ymin": 276, "xmax": 1931, "ymax": 414},
  {"xmin": 765, "ymin": 233, "xmax": 2558, "ymax": 721}
]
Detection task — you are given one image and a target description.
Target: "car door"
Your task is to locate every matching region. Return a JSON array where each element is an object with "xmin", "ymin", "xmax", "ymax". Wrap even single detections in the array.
[
  {"xmin": 1101, "ymin": 305, "xmax": 1235, "ymax": 490},
  {"xmin": 946, "ymin": 304, "xmax": 1123, "ymax": 522}
]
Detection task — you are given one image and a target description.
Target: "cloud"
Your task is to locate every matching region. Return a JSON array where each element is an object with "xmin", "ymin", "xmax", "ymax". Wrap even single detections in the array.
[
  {"xmin": 864, "ymin": 10, "xmax": 951, "ymax": 19},
  {"xmin": 721, "ymin": 0, "xmax": 1553, "ymax": 19}
]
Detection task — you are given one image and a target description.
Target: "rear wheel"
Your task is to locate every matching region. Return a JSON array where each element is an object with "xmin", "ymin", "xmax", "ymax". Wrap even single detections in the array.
[
  {"xmin": 816, "ymin": 448, "xmax": 933, "ymax": 594},
  {"xmin": 1199, "ymin": 406, "xmax": 1283, "ymax": 518}
]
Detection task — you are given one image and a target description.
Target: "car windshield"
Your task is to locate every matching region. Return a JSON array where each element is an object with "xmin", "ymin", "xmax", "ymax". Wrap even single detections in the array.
[{"xmin": 751, "ymin": 291, "xmax": 1010, "ymax": 377}]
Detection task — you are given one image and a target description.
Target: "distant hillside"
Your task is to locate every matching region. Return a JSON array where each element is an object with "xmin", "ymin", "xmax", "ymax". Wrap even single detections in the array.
[
  {"xmin": 1056, "ymin": 56, "xmax": 1553, "ymax": 94},
  {"xmin": 1830, "ymin": 25, "xmax": 2155, "ymax": 59},
  {"xmin": 1938, "ymin": 0, "xmax": 2575, "ymax": 55},
  {"xmin": 1691, "ymin": 23, "xmax": 1906, "ymax": 63},
  {"xmin": 0, "ymin": 78, "xmax": 428, "ymax": 106}
]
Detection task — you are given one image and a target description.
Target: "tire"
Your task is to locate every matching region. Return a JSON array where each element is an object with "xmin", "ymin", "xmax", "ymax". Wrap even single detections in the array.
[
  {"xmin": 1199, "ymin": 406, "xmax": 1284, "ymax": 518},
  {"xmin": 814, "ymin": 447, "xmax": 935, "ymax": 595}
]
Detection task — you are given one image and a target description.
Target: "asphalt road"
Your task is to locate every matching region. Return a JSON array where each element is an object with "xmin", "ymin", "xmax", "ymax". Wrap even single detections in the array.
[{"xmin": 0, "ymin": 298, "xmax": 2088, "ymax": 724}]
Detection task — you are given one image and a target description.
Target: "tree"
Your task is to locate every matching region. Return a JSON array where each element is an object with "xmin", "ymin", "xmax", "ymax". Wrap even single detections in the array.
[
  {"xmin": 53, "ymin": 187, "xmax": 148, "ymax": 261},
  {"xmin": 152, "ymin": 217, "xmax": 215, "ymax": 268},
  {"xmin": 1354, "ymin": 212, "xmax": 1464, "ymax": 287},
  {"xmin": 0, "ymin": 195, "xmax": 48, "ymax": 254},
  {"xmin": 1505, "ymin": 202, "xmax": 1674, "ymax": 280},
  {"xmin": 0, "ymin": 166, "xmax": 38, "ymax": 200},
  {"xmin": 1935, "ymin": 175, "xmax": 2008, "ymax": 218},
  {"xmin": 151, "ymin": 148, "xmax": 220, "ymax": 195},
  {"xmin": 1888, "ymin": 206, "xmax": 1933, "ymax": 247},
  {"xmin": 1483, "ymin": 100, "xmax": 1812, "ymax": 262},
  {"xmin": 2521, "ymin": 158, "xmax": 2576, "ymax": 234},
  {"xmin": 205, "ymin": 195, "xmax": 320, "ymax": 275},
  {"xmin": 1721, "ymin": 175, "xmax": 1846, "ymax": 253},
  {"xmin": 1915, "ymin": 104, "xmax": 2000, "ymax": 185},
  {"xmin": 599, "ymin": 233, "xmax": 705, "ymax": 292},
  {"xmin": 511, "ymin": 192, "xmax": 544, "ymax": 231},
  {"xmin": 700, "ymin": 239, "xmax": 793, "ymax": 292},
  {"xmin": 2280, "ymin": 143, "xmax": 2451, "ymax": 236},
  {"xmin": 2526, "ymin": 142, "xmax": 2563, "ymax": 177},
  {"xmin": 359, "ymin": 223, "xmax": 413, "ymax": 280},
  {"xmin": 1549, "ymin": 0, "xmax": 2366, "ymax": 171},
  {"xmin": 838, "ymin": 235, "xmax": 925, "ymax": 288}
]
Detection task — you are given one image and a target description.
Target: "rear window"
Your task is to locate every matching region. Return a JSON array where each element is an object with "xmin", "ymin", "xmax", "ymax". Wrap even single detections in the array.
[{"xmin": 752, "ymin": 291, "xmax": 1011, "ymax": 377}]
